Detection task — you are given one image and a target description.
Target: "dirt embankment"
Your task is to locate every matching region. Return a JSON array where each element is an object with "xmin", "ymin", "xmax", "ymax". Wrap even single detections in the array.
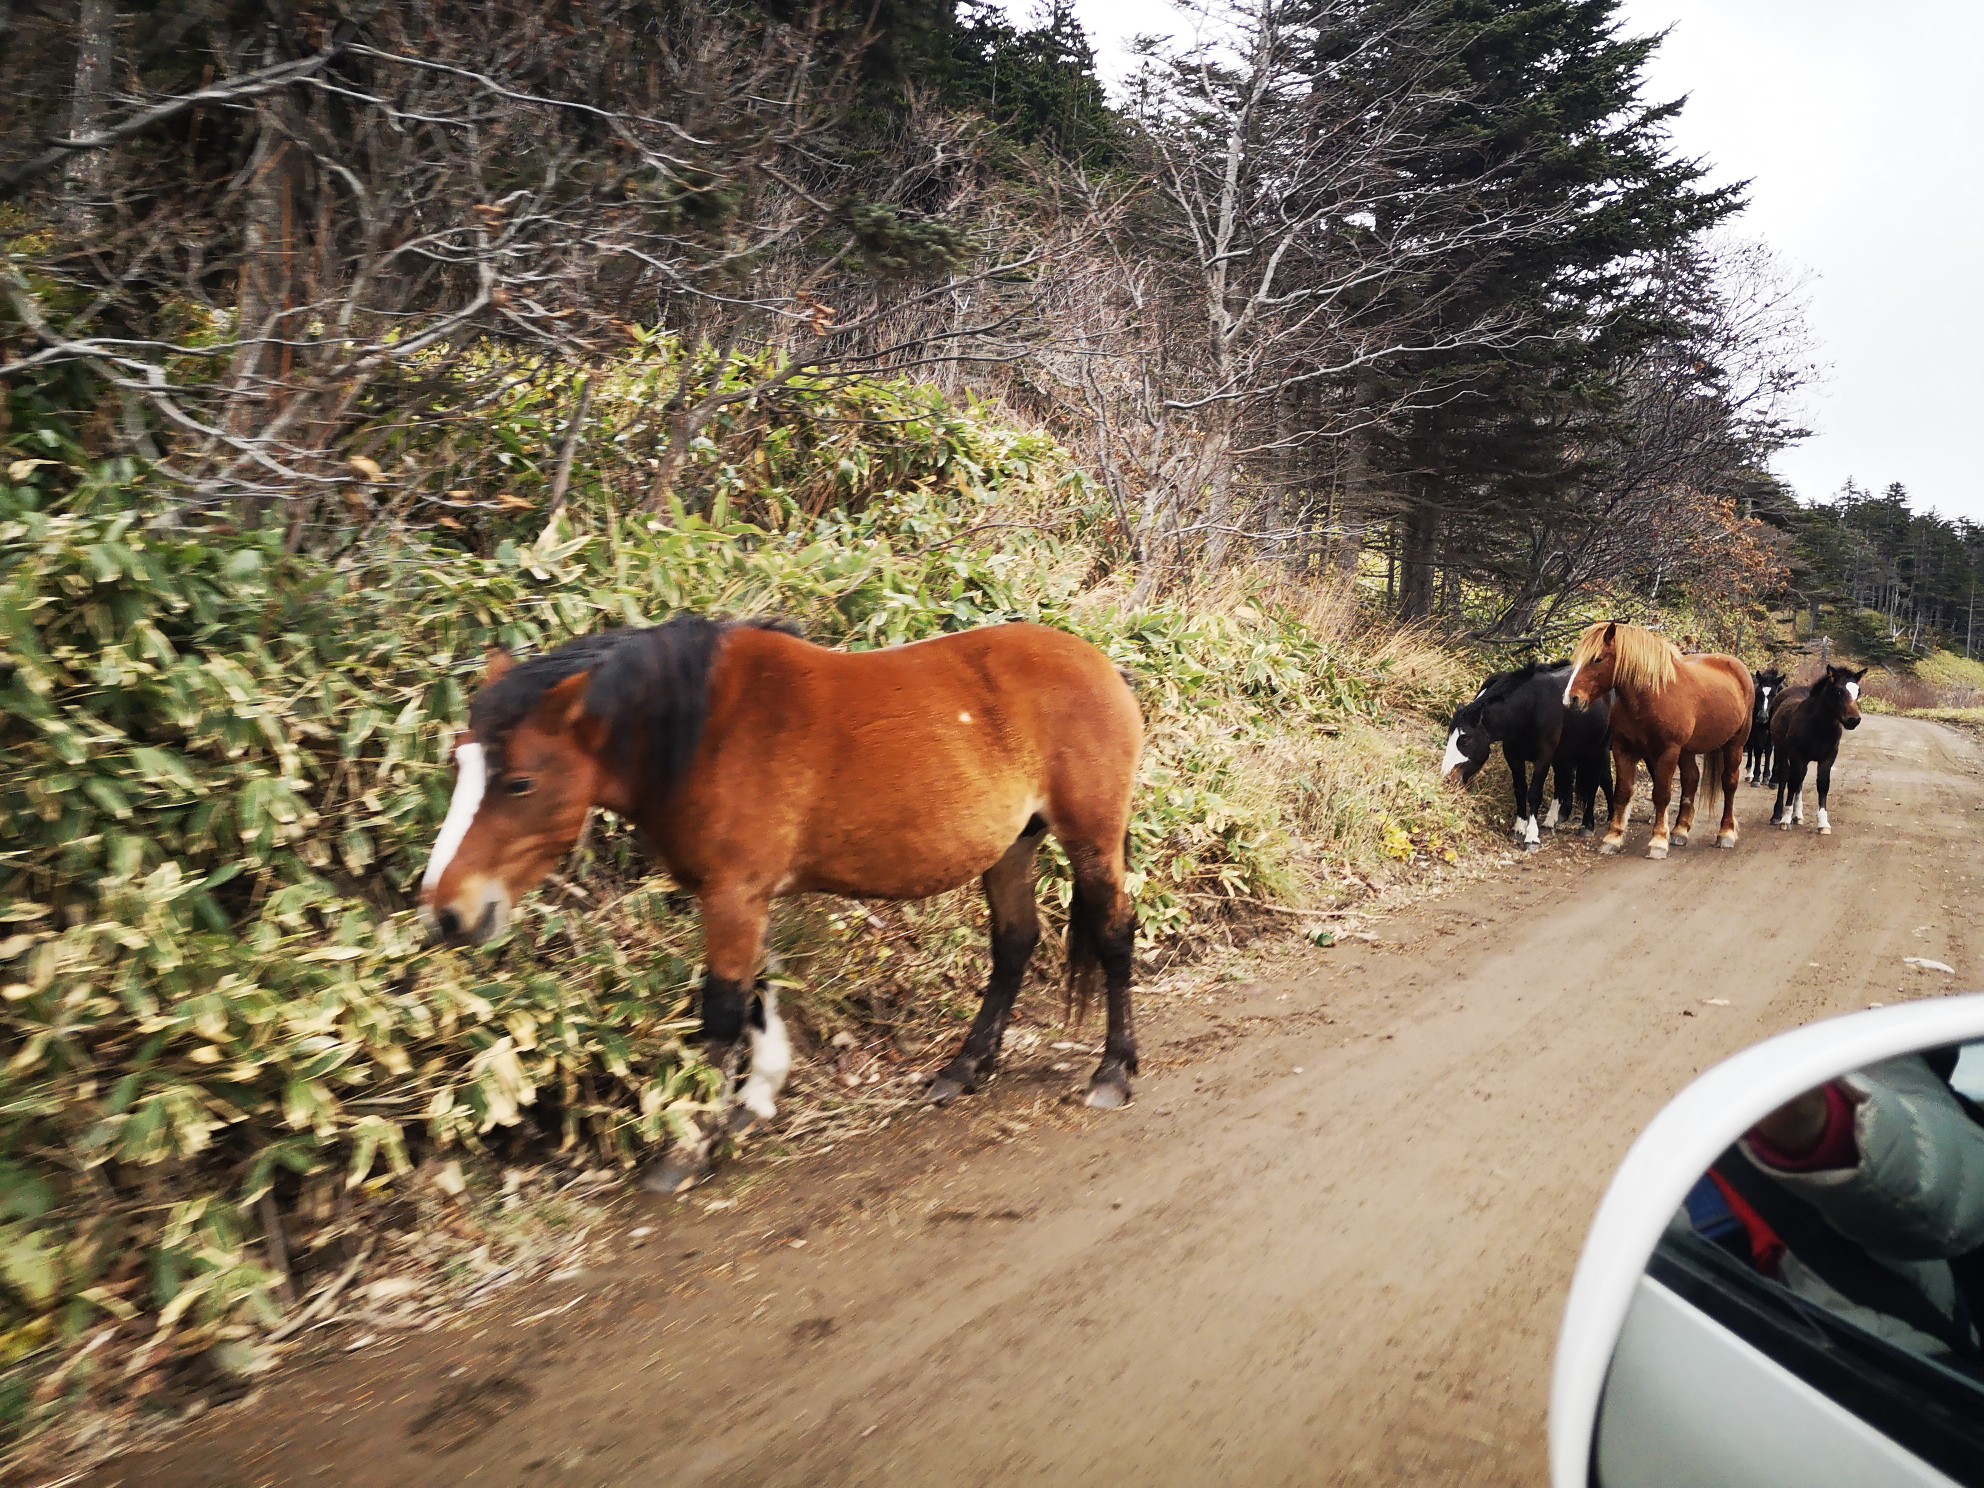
[{"xmin": 80, "ymin": 716, "xmax": 1984, "ymax": 1488}]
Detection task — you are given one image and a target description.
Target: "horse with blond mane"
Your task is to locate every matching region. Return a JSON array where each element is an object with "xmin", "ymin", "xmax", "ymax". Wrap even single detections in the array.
[{"xmin": 1562, "ymin": 622, "xmax": 1753, "ymax": 859}]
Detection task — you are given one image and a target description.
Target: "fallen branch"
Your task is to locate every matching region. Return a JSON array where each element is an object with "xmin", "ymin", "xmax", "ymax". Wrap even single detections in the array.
[
  {"xmin": 1184, "ymin": 893, "xmax": 1360, "ymax": 918},
  {"xmin": 265, "ymin": 1240, "xmax": 375, "ymax": 1343}
]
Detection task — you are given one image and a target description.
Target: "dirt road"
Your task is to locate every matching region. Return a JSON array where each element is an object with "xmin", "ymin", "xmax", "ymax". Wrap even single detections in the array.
[{"xmin": 88, "ymin": 716, "xmax": 1984, "ymax": 1488}]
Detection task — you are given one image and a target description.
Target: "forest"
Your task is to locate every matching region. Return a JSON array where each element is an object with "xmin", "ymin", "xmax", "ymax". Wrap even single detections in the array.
[
  {"xmin": 1772, "ymin": 479, "xmax": 1984, "ymax": 661},
  {"xmin": 0, "ymin": 0, "xmax": 1968, "ymax": 1465}
]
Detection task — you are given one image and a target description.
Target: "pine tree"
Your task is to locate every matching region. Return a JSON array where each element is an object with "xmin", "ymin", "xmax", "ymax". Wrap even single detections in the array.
[{"xmin": 1344, "ymin": 0, "xmax": 1743, "ymax": 616}]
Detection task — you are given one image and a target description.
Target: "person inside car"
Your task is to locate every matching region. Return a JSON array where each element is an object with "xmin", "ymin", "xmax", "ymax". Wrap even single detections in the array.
[{"xmin": 1681, "ymin": 1047, "xmax": 1984, "ymax": 1367}]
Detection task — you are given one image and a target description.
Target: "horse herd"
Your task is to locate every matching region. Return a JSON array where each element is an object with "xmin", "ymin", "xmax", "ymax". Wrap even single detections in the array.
[
  {"xmin": 1443, "ymin": 625, "xmax": 1868, "ymax": 850},
  {"xmin": 416, "ymin": 614, "xmax": 1869, "ymax": 1188}
]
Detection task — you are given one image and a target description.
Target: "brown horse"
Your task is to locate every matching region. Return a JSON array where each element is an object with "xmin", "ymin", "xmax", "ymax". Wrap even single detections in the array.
[
  {"xmin": 419, "ymin": 616, "xmax": 1144, "ymax": 1189},
  {"xmin": 1562, "ymin": 622, "xmax": 1753, "ymax": 859}
]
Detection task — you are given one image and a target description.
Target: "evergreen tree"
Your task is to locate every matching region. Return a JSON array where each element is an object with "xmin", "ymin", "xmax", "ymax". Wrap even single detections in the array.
[{"xmin": 1343, "ymin": 0, "xmax": 1743, "ymax": 616}]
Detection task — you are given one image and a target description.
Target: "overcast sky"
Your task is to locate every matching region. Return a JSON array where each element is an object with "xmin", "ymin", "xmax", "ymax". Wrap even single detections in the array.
[{"xmin": 1021, "ymin": 0, "xmax": 1984, "ymax": 521}]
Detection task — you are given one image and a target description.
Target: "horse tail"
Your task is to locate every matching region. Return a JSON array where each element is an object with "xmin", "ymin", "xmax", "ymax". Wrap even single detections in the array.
[{"xmin": 1698, "ymin": 751, "xmax": 1725, "ymax": 821}]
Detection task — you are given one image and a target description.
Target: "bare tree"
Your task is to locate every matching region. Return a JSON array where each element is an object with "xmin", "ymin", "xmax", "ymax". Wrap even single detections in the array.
[
  {"xmin": 2, "ymin": 3, "xmax": 1056, "ymax": 527},
  {"xmin": 1018, "ymin": 0, "xmax": 1573, "ymax": 599}
]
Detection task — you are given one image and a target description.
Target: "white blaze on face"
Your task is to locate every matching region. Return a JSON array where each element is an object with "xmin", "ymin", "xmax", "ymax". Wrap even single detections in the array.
[
  {"xmin": 1845, "ymin": 681, "xmax": 1861, "ymax": 701},
  {"xmin": 1441, "ymin": 729, "xmax": 1468, "ymax": 779},
  {"xmin": 422, "ymin": 741, "xmax": 487, "ymax": 892},
  {"xmin": 1562, "ymin": 666, "xmax": 1580, "ymax": 707},
  {"xmin": 739, "ymin": 989, "xmax": 794, "ymax": 1122}
]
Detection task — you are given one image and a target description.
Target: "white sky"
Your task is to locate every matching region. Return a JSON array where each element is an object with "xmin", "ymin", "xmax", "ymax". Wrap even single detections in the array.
[{"xmin": 1017, "ymin": 0, "xmax": 1984, "ymax": 522}]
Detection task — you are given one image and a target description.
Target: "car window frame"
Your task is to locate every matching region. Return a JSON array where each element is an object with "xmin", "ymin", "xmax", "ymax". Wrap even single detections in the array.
[{"xmin": 1640, "ymin": 1227, "xmax": 1984, "ymax": 1488}]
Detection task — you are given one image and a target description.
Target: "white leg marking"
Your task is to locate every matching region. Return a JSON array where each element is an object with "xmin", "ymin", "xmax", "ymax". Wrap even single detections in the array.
[
  {"xmin": 1543, "ymin": 799, "xmax": 1562, "ymax": 830},
  {"xmin": 1525, "ymin": 815, "xmax": 1541, "ymax": 846},
  {"xmin": 739, "ymin": 990, "xmax": 794, "ymax": 1122},
  {"xmin": 1441, "ymin": 729, "xmax": 1468, "ymax": 779},
  {"xmin": 422, "ymin": 742, "xmax": 487, "ymax": 891},
  {"xmin": 1817, "ymin": 807, "xmax": 1831, "ymax": 834}
]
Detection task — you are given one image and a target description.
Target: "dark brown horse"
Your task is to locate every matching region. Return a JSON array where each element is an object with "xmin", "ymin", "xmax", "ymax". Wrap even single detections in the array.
[
  {"xmin": 1563, "ymin": 622, "xmax": 1753, "ymax": 859},
  {"xmin": 1770, "ymin": 664, "xmax": 1866, "ymax": 833},
  {"xmin": 419, "ymin": 617, "xmax": 1144, "ymax": 1190}
]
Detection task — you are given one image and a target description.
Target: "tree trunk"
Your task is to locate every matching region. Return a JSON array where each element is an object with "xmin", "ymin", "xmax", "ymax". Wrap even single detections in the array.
[
  {"xmin": 225, "ymin": 33, "xmax": 311, "ymax": 518},
  {"xmin": 1197, "ymin": 424, "xmax": 1239, "ymax": 574},
  {"xmin": 1397, "ymin": 500, "xmax": 1440, "ymax": 620},
  {"xmin": 64, "ymin": 0, "xmax": 115, "ymax": 234},
  {"xmin": 1333, "ymin": 372, "xmax": 1379, "ymax": 578}
]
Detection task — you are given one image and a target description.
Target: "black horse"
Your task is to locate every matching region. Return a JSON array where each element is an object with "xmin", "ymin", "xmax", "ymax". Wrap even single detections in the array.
[
  {"xmin": 1770, "ymin": 665, "xmax": 1866, "ymax": 834},
  {"xmin": 1745, "ymin": 666, "xmax": 1788, "ymax": 785},
  {"xmin": 1442, "ymin": 660, "xmax": 1615, "ymax": 848}
]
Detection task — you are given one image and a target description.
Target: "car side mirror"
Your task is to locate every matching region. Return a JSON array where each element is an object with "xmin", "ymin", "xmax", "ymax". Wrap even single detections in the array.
[{"xmin": 1550, "ymin": 996, "xmax": 1984, "ymax": 1488}]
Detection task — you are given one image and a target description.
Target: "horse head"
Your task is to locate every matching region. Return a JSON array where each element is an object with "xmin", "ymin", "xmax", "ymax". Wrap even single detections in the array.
[
  {"xmin": 1816, "ymin": 664, "xmax": 1868, "ymax": 731},
  {"xmin": 1753, "ymin": 667, "xmax": 1785, "ymax": 723},
  {"xmin": 418, "ymin": 617, "xmax": 748, "ymax": 946},
  {"xmin": 1564, "ymin": 621, "xmax": 1677, "ymax": 711},
  {"xmin": 1563, "ymin": 623, "xmax": 1619, "ymax": 712},
  {"xmin": 419, "ymin": 646, "xmax": 612, "ymax": 946},
  {"xmin": 1442, "ymin": 690, "xmax": 1496, "ymax": 785}
]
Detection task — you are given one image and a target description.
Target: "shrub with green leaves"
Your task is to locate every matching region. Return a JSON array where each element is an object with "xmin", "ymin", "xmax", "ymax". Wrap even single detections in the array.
[{"xmin": 0, "ymin": 360, "xmax": 1469, "ymax": 1446}]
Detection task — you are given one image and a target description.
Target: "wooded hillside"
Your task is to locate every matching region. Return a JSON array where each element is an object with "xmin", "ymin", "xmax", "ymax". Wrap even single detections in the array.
[{"xmin": 4, "ymin": 0, "xmax": 1819, "ymax": 632}]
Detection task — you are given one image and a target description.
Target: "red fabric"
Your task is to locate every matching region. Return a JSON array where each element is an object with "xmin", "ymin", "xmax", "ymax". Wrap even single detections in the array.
[
  {"xmin": 1748, "ymin": 1083, "xmax": 1860, "ymax": 1173},
  {"xmin": 1709, "ymin": 1169, "xmax": 1787, "ymax": 1275}
]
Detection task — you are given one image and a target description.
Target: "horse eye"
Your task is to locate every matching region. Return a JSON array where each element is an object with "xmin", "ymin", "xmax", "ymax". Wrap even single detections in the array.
[{"xmin": 505, "ymin": 777, "xmax": 535, "ymax": 797}]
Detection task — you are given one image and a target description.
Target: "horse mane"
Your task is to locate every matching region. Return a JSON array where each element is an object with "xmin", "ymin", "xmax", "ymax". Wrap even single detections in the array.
[
  {"xmin": 469, "ymin": 615, "xmax": 798, "ymax": 788},
  {"xmin": 1459, "ymin": 657, "xmax": 1573, "ymax": 720},
  {"xmin": 1571, "ymin": 622, "xmax": 1678, "ymax": 694},
  {"xmin": 1492, "ymin": 658, "xmax": 1573, "ymax": 690}
]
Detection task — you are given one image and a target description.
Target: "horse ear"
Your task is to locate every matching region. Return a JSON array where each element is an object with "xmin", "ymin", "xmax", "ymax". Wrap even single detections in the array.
[
  {"xmin": 1854, "ymin": 666, "xmax": 1868, "ymax": 681},
  {"xmin": 484, "ymin": 645, "xmax": 516, "ymax": 685},
  {"xmin": 1602, "ymin": 622, "xmax": 1617, "ymax": 642},
  {"xmin": 539, "ymin": 673, "xmax": 604, "ymax": 751}
]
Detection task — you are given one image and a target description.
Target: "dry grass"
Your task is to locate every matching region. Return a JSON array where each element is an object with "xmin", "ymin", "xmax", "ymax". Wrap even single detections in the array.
[{"xmin": 1862, "ymin": 649, "xmax": 1984, "ymax": 715}]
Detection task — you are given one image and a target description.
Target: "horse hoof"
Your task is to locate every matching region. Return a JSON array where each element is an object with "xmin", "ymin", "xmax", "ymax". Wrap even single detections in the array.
[
  {"xmin": 1671, "ymin": 831, "xmax": 1689, "ymax": 848},
  {"xmin": 1646, "ymin": 842, "xmax": 1669, "ymax": 860},
  {"xmin": 1084, "ymin": 1079, "xmax": 1131, "ymax": 1110},
  {"xmin": 727, "ymin": 1105, "xmax": 761, "ymax": 1137},
  {"xmin": 1819, "ymin": 824, "xmax": 1832, "ymax": 836},
  {"xmin": 1598, "ymin": 839, "xmax": 1622, "ymax": 856},
  {"xmin": 639, "ymin": 1157, "xmax": 708, "ymax": 1196},
  {"xmin": 928, "ymin": 1073, "xmax": 972, "ymax": 1107},
  {"xmin": 1716, "ymin": 834, "xmax": 1737, "ymax": 849},
  {"xmin": 1523, "ymin": 841, "xmax": 1541, "ymax": 854}
]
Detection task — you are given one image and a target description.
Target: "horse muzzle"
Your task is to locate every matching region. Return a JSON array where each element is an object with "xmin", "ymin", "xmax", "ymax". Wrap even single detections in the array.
[
  {"xmin": 1844, "ymin": 715, "xmax": 1861, "ymax": 730},
  {"xmin": 420, "ymin": 884, "xmax": 510, "ymax": 947}
]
